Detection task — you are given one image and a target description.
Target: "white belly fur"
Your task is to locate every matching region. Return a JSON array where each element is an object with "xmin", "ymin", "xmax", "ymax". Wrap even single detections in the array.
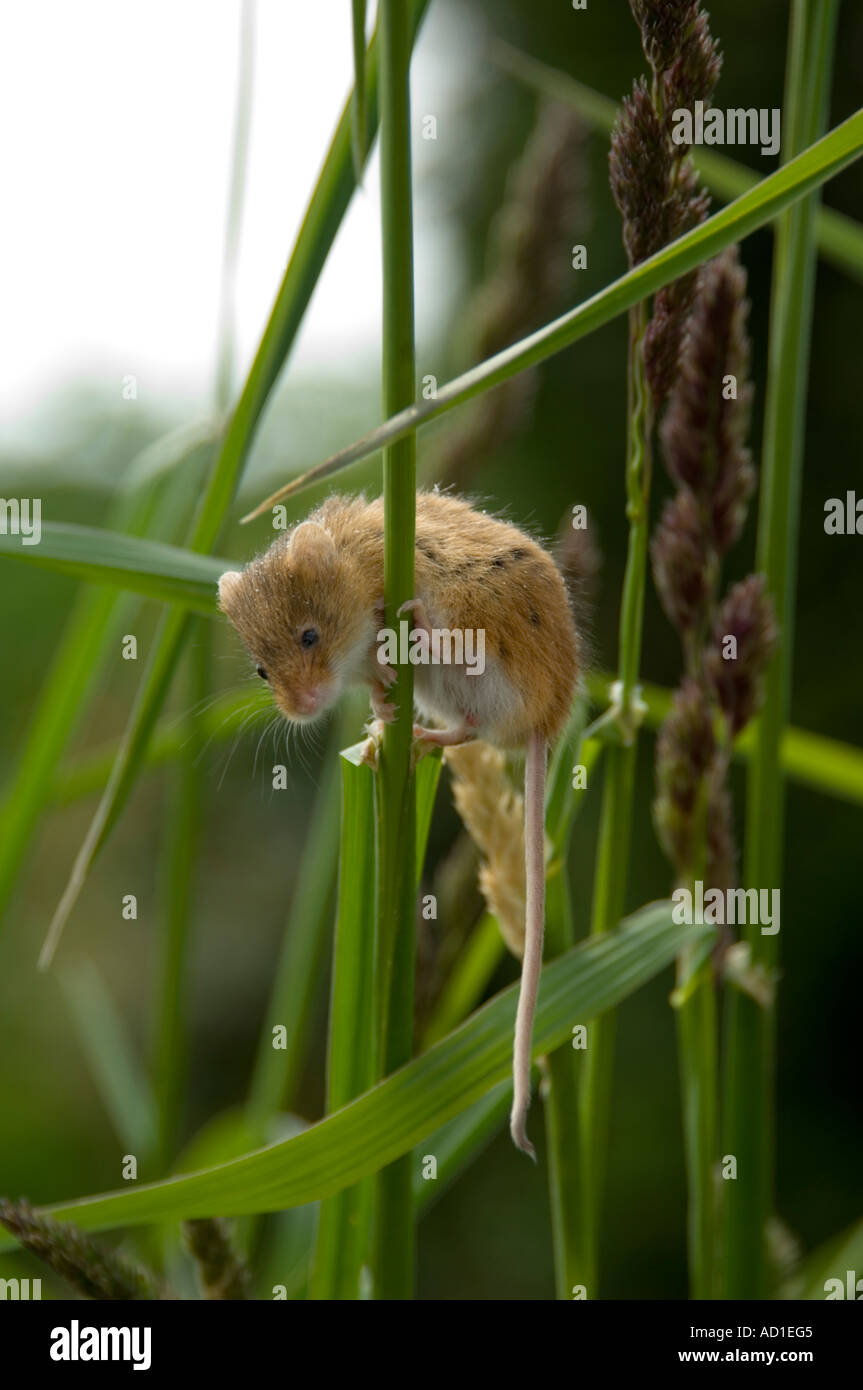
[{"xmin": 412, "ymin": 655, "xmax": 522, "ymax": 743}]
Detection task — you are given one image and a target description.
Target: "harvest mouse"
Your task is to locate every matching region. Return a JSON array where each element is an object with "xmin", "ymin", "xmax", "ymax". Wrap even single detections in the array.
[{"xmin": 218, "ymin": 490, "xmax": 579, "ymax": 1157}]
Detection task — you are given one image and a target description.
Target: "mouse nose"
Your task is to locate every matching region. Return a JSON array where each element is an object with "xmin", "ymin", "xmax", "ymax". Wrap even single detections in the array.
[{"xmin": 294, "ymin": 687, "xmax": 323, "ymax": 715}]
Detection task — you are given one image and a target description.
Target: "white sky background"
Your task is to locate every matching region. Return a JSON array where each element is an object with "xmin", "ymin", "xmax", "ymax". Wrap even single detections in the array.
[{"xmin": 0, "ymin": 0, "xmax": 482, "ymax": 443}]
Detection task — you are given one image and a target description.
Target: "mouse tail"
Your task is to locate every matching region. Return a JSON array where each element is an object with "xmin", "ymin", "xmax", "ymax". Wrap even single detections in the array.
[{"xmin": 510, "ymin": 729, "xmax": 547, "ymax": 1161}]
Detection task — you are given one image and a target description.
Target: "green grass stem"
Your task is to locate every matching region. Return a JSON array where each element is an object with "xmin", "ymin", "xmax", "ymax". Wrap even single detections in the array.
[
  {"xmin": 371, "ymin": 0, "xmax": 418, "ymax": 1301},
  {"xmin": 578, "ymin": 300, "xmax": 652, "ymax": 1296},
  {"xmin": 725, "ymin": 0, "xmax": 839, "ymax": 1299},
  {"xmin": 492, "ymin": 40, "xmax": 863, "ymax": 285}
]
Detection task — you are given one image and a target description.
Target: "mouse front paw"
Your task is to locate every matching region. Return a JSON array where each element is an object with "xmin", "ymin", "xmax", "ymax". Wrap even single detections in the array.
[
  {"xmin": 376, "ymin": 661, "xmax": 398, "ymax": 690},
  {"xmin": 397, "ymin": 597, "xmax": 432, "ymax": 635},
  {"xmin": 371, "ymin": 681, "xmax": 397, "ymax": 723}
]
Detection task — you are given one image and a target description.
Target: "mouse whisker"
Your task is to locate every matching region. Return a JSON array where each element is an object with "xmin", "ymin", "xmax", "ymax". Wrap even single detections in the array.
[
  {"xmin": 269, "ymin": 713, "xmax": 288, "ymax": 766},
  {"xmin": 289, "ymin": 718, "xmax": 316, "ymax": 782},
  {"xmin": 216, "ymin": 704, "xmax": 271, "ymax": 790},
  {"xmin": 253, "ymin": 713, "xmax": 280, "ymax": 780},
  {"xmin": 209, "ymin": 698, "xmax": 266, "ymax": 759},
  {"xmin": 167, "ymin": 687, "xmax": 239, "ymax": 728}
]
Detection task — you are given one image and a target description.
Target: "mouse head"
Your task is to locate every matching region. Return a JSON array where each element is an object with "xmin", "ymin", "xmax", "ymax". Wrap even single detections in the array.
[{"xmin": 218, "ymin": 521, "xmax": 372, "ymax": 724}]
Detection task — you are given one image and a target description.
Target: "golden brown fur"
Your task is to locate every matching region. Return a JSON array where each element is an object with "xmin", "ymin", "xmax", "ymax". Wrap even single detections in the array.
[
  {"xmin": 218, "ymin": 489, "xmax": 581, "ymax": 1158},
  {"xmin": 219, "ymin": 491, "xmax": 578, "ymax": 742}
]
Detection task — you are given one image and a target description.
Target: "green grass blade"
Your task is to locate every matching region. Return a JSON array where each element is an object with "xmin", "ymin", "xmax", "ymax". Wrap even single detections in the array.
[
  {"xmin": 310, "ymin": 737, "xmax": 438, "ymax": 1298},
  {"xmin": 415, "ymin": 749, "xmax": 442, "ymax": 869},
  {"xmin": 372, "ymin": 0, "xmax": 418, "ymax": 1301},
  {"xmin": 0, "ymin": 905, "xmax": 712, "ymax": 1247},
  {"xmin": 310, "ymin": 752, "xmax": 377, "ymax": 1300},
  {"xmin": 50, "ymin": 677, "xmax": 863, "ymax": 812},
  {"xmin": 577, "ymin": 208, "xmax": 657, "ymax": 1287},
  {"xmin": 578, "ymin": 741, "xmax": 637, "ymax": 1293},
  {"xmin": 37, "ymin": 606, "xmax": 192, "ymax": 969},
  {"xmin": 421, "ymin": 912, "xmax": 506, "ymax": 1048},
  {"xmin": 60, "ymin": 960, "xmax": 158, "ymax": 1159},
  {"xmin": 240, "ymin": 719, "xmax": 343, "ymax": 1266},
  {"xmin": 258, "ymin": 1203, "xmax": 318, "ymax": 1300},
  {"xmin": 544, "ymin": 863, "xmax": 584, "ymax": 1299},
  {"xmin": 782, "ymin": 1216, "xmax": 863, "ymax": 1299},
  {"xmin": 591, "ymin": 674, "xmax": 863, "ymax": 807},
  {"xmin": 727, "ymin": 0, "xmax": 839, "ymax": 1301},
  {"xmin": 152, "ymin": 627, "xmax": 209, "ymax": 1174},
  {"xmin": 0, "ymin": 524, "xmax": 228, "ymax": 612},
  {"xmin": 30, "ymin": 5, "xmax": 432, "ymax": 967},
  {"xmin": 675, "ymin": 947, "xmax": 719, "ymax": 1299},
  {"xmin": 245, "ymin": 734, "xmax": 342, "ymax": 1129},
  {"xmin": 766, "ymin": 726, "xmax": 863, "ymax": 804},
  {"xmin": 351, "ymin": 1, "xmax": 368, "ymax": 182},
  {"xmin": 413, "ymin": 1083, "xmax": 511, "ymax": 1213},
  {"xmin": 0, "ymin": 421, "xmax": 216, "ymax": 928},
  {"xmin": 50, "ymin": 688, "xmax": 266, "ymax": 803},
  {"xmin": 219, "ymin": 0, "xmax": 428, "ymax": 526},
  {"xmin": 547, "ymin": 730, "xmax": 601, "ymax": 861},
  {"xmin": 243, "ymin": 107, "xmax": 863, "ymax": 510},
  {"xmin": 492, "ymin": 40, "xmax": 863, "ymax": 284},
  {"xmin": 543, "ymin": 704, "xmax": 594, "ymax": 1298}
]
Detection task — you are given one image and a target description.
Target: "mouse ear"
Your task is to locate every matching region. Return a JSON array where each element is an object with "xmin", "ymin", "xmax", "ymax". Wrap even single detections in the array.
[
  {"xmin": 218, "ymin": 570, "xmax": 244, "ymax": 613},
  {"xmin": 289, "ymin": 521, "xmax": 336, "ymax": 566}
]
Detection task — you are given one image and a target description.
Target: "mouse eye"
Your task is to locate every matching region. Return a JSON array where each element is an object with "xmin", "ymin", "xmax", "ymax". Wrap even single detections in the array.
[
  {"xmin": 300, "ymin": 628, "xmax": 319, "ymax": 649},
  {"xmin": 256, "ymin": 664, "xmax": 268, "ymax": 680}
]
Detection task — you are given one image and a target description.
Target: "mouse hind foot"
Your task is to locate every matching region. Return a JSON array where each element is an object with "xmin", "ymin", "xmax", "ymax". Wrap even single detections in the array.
[
  {"xmin": 411, "ymin": 716, "xmax": 478, "ymax": 768},
  {"xmin": 412, "ymin": 715, "xmax": 478, "ymax": 747}
]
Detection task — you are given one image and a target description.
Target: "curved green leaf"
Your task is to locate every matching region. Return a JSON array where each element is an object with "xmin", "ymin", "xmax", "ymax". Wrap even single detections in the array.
[
  {"xmin": 32, "ymin": 0, "xmax": 432, "ymax": 970},
  {"xmin": 728, "ymin": 0, "xmax": 840, "ymax": 1300},
  {"xmin": 310, "ymin": 750, "xmax": 377, "ymax": 1299},
  {"xmin": 0, "ymin": 418, "xmax": 217, "ymax": 927},
  {"xmin": 492, "ymin": 40, "xmax": 863, "ymax": 284},
  {"xmin": 244, "ymin": 106, "xmax": 863, "ymax": 511},
  {"xmin": 782, "ymin": 1215, "xmax": 863, "ymax": 1299},
  {"xmin": 0, "ymin": 902, "xmax": 711, "ymax": 1249},
  {"xmin": 351, "ymin": 1, "xmax": 368, "ymax": 181},
  {"xmin": 60, "ymin": 960, "xmax": 157, "ymax": 1158},
  {"xmin": 0, "ymin": 523, "xmax": 226, "ymax": 613},
  {"xmin": 47, "ymin": 673, "xmax": 863, "ymax": 811}
]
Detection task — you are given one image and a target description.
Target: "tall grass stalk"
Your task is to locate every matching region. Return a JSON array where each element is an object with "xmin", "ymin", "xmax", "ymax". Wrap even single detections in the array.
[
  {"xmin": 421, "ymin": 913, "xmax": 506, "ymax": 1047},
  {"xmin": 244, "ymin": 108, "xmax": 863, "ymax": 512},
  {"xmin": 371, "ymin": 0, "xmax": 418, "ymax": 1301},
  {"xmin": 244, "ymin": 3, "xmax": 429, "ymax": 1139},
  {"xmin": 541, "ymin": 702, "xmax": 596, "ymax": 1297},
  {"xmin": 351, "ymin": 1, "xmax": 367, "ymax": 181},
  {"xmin": 245, "ymin": 735, "xmax": 341, "ymax": 1131},
  {"xmin": 543, "ymin": 846, "xmax": 582, "ymax": 1298},
  {"xmin": 0, "ymin": 419, "xmax": 215, "ymax": 933},
  {"xmin": 60, "ymin": 960, "xmax": 157, "ymax": 1160},
  {"xmin": 578, "ymin": 301, "xmax": 652, "ymax": 1293},
  {"xmin": 51, "ymin": 675, "xmax": 863, "ymax": 812},
  {"xmin": 675, "ymin": 920, "xmax": 718, "ymax": 1298},
  {"xmin": 0, "ymin": 909, "xmax": 712, "ymax": 1250},
  {"xmin": 492, "ymin": 40, "xmax": 863, "ymax": 285},
  {"xmin": 725, "ymin": 0, "xmax": 839, "ymax": 1299},
  {"xmin": 152, "ymin": 628, "xmax": 208, "ymax": 1173},
  {"xmin": 311, "ymin": 745, "xmax": 440, "ymax": 1299},
  {"xmin": 36, "ymin": 0, "xmax": 429, "ymax": 967},
  {"xmin": 310, "ymin": 754, "xmax": 377, "ymax": 1299}
]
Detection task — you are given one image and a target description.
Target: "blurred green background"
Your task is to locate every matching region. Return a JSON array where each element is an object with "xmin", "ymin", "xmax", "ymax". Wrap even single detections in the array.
[{"xmin": 1, "ymin": 0, "xmax": 861, "ymax": 1298}]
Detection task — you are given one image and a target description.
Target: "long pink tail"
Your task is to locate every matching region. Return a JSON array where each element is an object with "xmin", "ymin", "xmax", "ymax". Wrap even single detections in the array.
[{"xmin": 510, "ymin": 730, "xmax": 547, "ymax": 1160}]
